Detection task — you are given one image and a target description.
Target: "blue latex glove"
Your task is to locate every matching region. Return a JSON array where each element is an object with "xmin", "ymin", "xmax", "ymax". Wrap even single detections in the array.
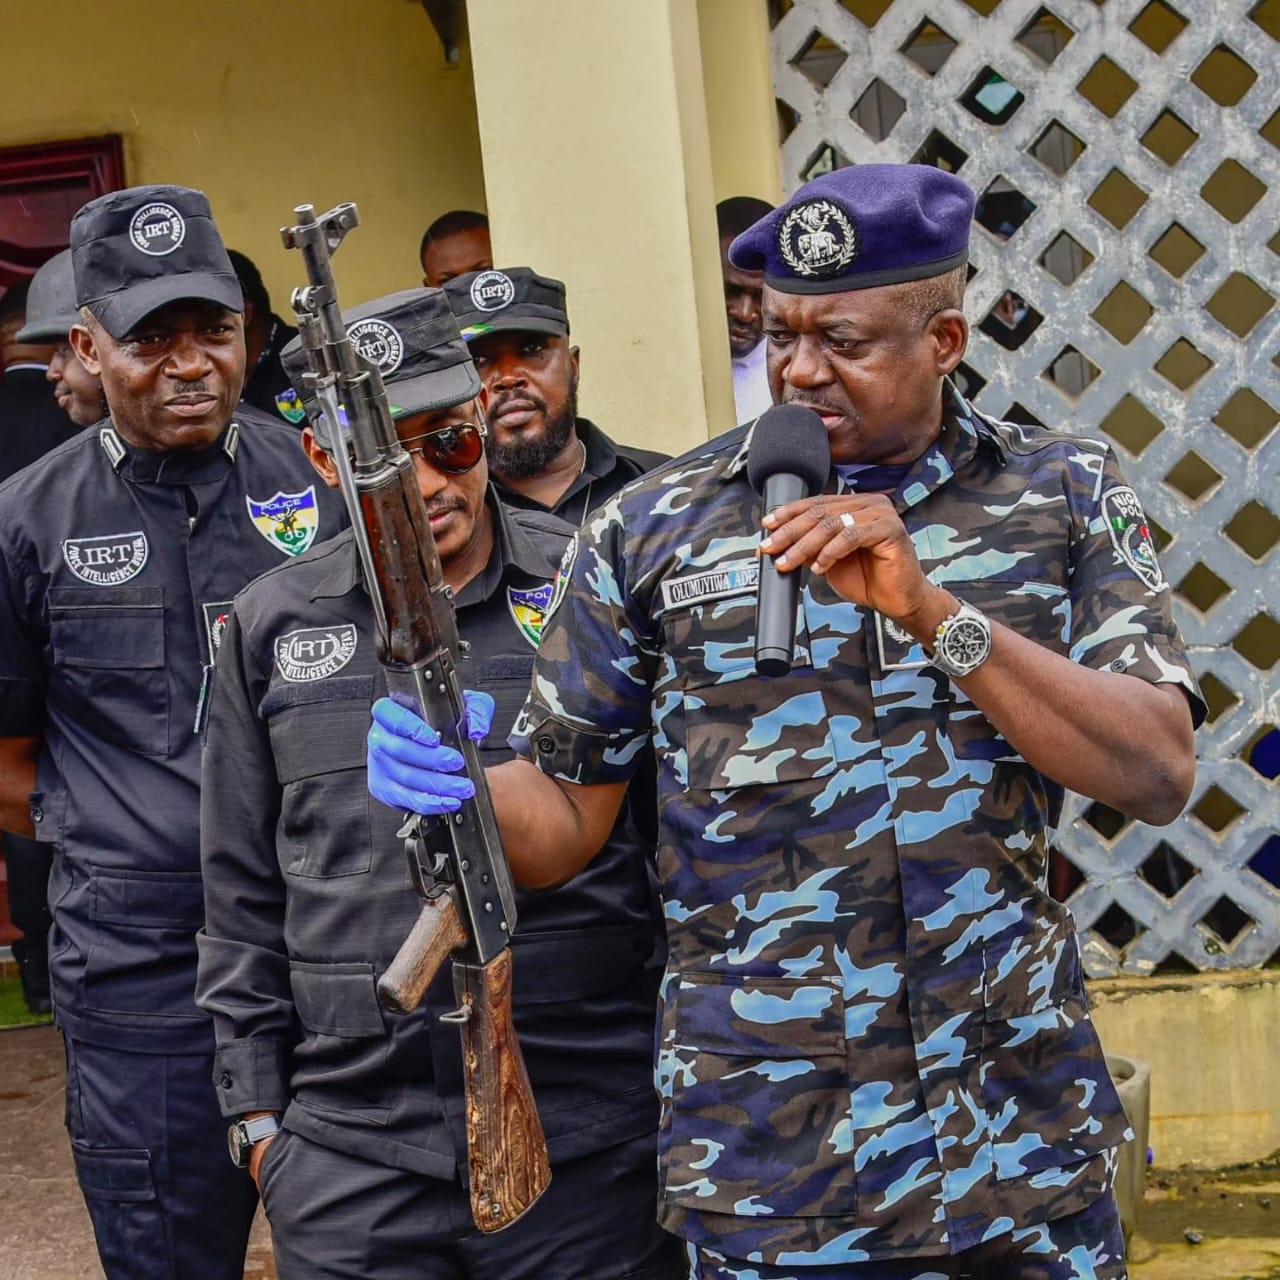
[{"xmin": 367, "ymin": 692, "xmax": 496, "ymax": 816}]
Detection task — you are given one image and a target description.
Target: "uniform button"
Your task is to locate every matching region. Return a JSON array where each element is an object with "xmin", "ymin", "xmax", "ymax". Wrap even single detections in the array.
[
  {"xmin": 220, "ymin": 1072, "xmax": 234, "ymax": 1090},
  {"xmin": 536, "ymin": 735, "xmax": 555, "ymax": 755},
  {"xmin": 1109, "ymin": 659, "xmax": 1128, "ymax": 673},
  {"xmin": 30, "ymin": 806, "xmax": 43, "ymax": 823}
]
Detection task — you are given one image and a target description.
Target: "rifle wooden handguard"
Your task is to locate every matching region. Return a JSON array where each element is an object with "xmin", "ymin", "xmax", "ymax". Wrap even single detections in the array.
[
  {"xmin": 455, "ymin": 949, "xmax": 551, "ymax": 1232},
  {"xmin": 377, "ymin": 892, "xmax": 467, "ymax": 1015}
]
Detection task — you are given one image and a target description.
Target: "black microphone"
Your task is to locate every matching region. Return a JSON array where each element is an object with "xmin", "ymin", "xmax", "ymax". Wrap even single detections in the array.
[{"xmin": 747, "ymin": 404, "xmax": 832, "ymax": 677}]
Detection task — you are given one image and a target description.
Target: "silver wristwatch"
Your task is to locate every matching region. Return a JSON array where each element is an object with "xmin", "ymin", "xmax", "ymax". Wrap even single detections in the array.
[
  {"xmin": 930, "ymin": 600, "xmax": 993, "ymax": 679},
  {"xmin": 227, "ymin": 1114, "xmax": 280, "ymax": 1169}
]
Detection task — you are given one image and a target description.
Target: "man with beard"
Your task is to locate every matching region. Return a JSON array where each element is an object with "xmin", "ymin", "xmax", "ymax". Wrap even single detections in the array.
[
  {"xmin": 196, "ymin": 287, "xmax": 680, "ymax": 1280},
  {"xmin": 445, "ymin": 267, "xmax": 667, "ymax": 525},
  {"xmin": 18, "ymin": 249, "xmax": 106, "ymax": 429},
  {"xmin": 0, "ymin": 184, "xmax": 343, "ymax": 1280},
  {"xmin": 717, "ymin": 197, "xmax": 774, "ymax": 424}
]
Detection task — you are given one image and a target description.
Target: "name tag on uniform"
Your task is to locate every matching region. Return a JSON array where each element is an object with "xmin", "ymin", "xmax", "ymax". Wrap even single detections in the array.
[{"xmin": 660, "ymin": 562, "xmax": 759, "ymax": 613}]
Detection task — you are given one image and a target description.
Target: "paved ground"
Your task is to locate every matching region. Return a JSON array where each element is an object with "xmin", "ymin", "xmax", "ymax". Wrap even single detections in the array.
[{"xmin": 2, "ymin": 1022, "xmax": 1276, "ymax": 1278}]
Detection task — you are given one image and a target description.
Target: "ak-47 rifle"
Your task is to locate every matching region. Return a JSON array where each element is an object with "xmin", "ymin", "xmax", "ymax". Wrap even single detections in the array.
[{"xmin": 281, "ymin": 203, "xmax": 550, "ymax": 1233}]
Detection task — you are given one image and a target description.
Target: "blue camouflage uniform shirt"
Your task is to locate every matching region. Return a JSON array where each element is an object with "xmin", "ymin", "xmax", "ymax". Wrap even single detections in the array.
[{"xmin": 512, "ymin": 387, "xmax": 1203, "ymax": 1266}]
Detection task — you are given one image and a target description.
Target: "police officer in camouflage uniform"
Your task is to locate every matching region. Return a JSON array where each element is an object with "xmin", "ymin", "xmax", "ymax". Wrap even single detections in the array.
[
  {"xmin": 0, "ymin": 185, "xmax": 344, "ymax": 1280},
  {"xmin": 366, "ymin": 165, "xmax": 1202, "ymax": 1279},
  {"xmin": 197, "ymin": 288, "xmax": 681, "ymax": 1280}
]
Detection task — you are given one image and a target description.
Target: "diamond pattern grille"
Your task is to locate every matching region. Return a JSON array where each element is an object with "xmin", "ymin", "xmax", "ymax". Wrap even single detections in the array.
[{"xmin": 773, "ymin": 0, "xmax": 1280, "ymax": 976}]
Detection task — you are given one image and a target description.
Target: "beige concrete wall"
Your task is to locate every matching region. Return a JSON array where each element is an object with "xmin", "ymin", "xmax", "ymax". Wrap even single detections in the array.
[
  {"xmin": 1089, "ymin": 970, "xmax": 1280, "ymax": 1168},
  {"xmin": 0, "ymin": 0, "xmax": 484, "ymax": 314},
  {"xmin": 467, "ymin": 0, "xmax": 736, "ymax": 455},
  {"xmin": 698, "ymin": 0, "xmax": 783, "ymax": 204}
]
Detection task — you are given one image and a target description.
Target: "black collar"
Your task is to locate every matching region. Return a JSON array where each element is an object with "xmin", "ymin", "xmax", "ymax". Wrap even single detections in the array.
[{"xmin": 98, "ymin": 420, "xmax": 239, "ymax": 484}]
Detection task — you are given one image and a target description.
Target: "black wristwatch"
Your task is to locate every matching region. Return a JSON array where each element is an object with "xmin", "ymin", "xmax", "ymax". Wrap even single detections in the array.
[{"xmin": 227, "ymin": 1114, "xmax": 281, "ymax": 1169}]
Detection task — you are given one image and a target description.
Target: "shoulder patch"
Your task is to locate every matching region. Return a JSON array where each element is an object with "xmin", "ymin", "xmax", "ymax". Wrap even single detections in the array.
[
  {"xmin": 1102, "ymin": 485, "xmax": 1165, "ymax": 591},
  {"xmin": 62, "ymin": 531, "xmax": 149, "ymax": 585},
  {"xmin": 274, "ymin": 387, "xmax": 307, "ymax": 424},
  {"xmin": 246, "ymin": 487, "xmax": 320, "ymax": 557},
  {"xmin": 545, "ymin": 533, "xmax": 579, "ymax": 623},
  {"xmin": 507, "ymin": 583, "xmax": 555, "ymax": 649},
  {"xmin": 274, "ymin": 624, "xmax": 358, "ymax": 682}
]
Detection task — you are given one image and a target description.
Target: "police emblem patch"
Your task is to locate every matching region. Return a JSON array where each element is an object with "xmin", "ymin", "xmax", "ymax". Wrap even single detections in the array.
[
  {"xmin": 202, "ymin": 601, "xmax": 234, "ymax": 665},
  {"xmin": 274, "ymin": 387, "xmax": 307, "ymax": 424},
  {"xmin": 245, "ymin": 487, "xmax": 320, "ymax": 557},
  {"xmin": 777, "ymin": 198, "xmax": 859, "ymax": 280},
  {"xmin": 274, "ymin": 625, "xmax": 359, "ymax": 682},
  {"xmin": 129, "ymin": 202, "xmax": 186, "ymax": 256},
  {"xmin": 1102, "ymin": 485, "xmax": 1165, "ymax": 591},
  {"xmin": 347, "ymin": 319, "xmax": 404, "ymax": 375},
  {"xmin": 469, "ymin": 270, "xmax": 515, "ymax": 312},
  {"xmin": 507, "ymin": 583, "xmax": 555, "ymax": 649},
  {"xmin": 62, "ymin": 531, "xmax": 149, "ymax": 585},
  {"xmin": 545, "ymin": 534, "xmax": 578, "ymax": 622}
]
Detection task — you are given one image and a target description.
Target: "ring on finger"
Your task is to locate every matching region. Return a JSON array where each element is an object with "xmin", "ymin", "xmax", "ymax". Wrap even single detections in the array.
[{"xmin": 839, "ymin": 511, "xmax": 857, "ymax": 530}]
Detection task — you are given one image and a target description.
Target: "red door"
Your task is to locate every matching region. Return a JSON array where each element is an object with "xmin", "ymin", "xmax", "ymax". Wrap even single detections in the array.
[{"xmin": 0, "ymin": 134, "xmax": 124, "ymax": 296}]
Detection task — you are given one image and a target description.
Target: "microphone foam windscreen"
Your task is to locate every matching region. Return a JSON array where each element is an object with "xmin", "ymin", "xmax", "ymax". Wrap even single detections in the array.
[{"xmin": 746, "ymin": 404, "xmax": 832, "ymax": 496}]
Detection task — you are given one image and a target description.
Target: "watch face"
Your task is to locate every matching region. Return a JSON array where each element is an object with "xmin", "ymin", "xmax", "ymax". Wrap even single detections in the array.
[
  {"xmin": 228, "ymin": 1123, "xmax": 248, "ymax": 1168},
  {"xmin": 940, "ymin": 615, "xmax": 991, "ymax": 674}
]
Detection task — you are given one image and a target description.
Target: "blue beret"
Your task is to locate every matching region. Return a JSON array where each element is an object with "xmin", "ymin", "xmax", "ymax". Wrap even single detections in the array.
[{"xmin": 729, "ymin": 164, "xmax": 975, "ymax": 294}]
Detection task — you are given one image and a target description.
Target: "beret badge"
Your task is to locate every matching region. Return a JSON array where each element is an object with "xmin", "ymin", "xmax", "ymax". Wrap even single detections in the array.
[{"xmin": 777, "ymin": 198, "xmax": 859, "ymax": 279}]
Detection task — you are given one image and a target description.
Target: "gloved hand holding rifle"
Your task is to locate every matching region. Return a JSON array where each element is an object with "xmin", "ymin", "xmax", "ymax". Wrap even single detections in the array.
[{"xmin": 281, "ymin": 202, "xmax": 550, "ymax": 1234}]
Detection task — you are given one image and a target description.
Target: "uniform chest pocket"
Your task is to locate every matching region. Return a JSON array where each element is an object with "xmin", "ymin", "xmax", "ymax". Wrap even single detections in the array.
[
  {"xmin": 664, "ymin": 596, "xmax": 834, "ymax": 792},
  {"xmin": 264, "ymin": 677, "xmax": 376, "ymax": 878},
  {"xmin": 48, "ymin": 586, "xmax": 169, "ymax": 756}
]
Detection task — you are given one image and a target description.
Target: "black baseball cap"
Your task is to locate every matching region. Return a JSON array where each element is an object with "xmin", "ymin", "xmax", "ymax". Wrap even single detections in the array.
[
  {"xmin": 15, "ymin": 250, "xmax": 79, "ymax": 343},
  {"xmin": 443, "ymin": 267, "xmax": 569, "ymax": 341},
  {"xmin": 70, "ymin": 184, "xmax": 243, "ymax": 338},
  {"xmin": 281, "ymin": 287, "xmax": 481, "ymax": 448}
]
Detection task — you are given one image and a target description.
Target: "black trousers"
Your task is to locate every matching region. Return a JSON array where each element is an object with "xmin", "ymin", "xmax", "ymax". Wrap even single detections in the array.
[
  {"xmin": 5, "ymin": 833, "xmax": 51, "ymax": 1007},
  {"xmin": 262, "ymin": 1128, "xmax": 686, "ymax": 1280},
  {"xmin": 64, "ymin": 1035, "xmax": 258, "ymax": 1280}
]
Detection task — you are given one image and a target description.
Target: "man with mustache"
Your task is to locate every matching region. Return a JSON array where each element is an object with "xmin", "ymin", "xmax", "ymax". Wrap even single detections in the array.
[
  {"xmin": 195, "ymin": 287, "xmax": 680, "ymax": 1279},
  {"xmin": 445, "ymin": 267, "xmax": 668, "ymax": 525},
  {"xmin": 0, "ymin": 184, "xmax": 343, "ymax": 1280},
  {"xmin": 369, "ymin": 165, "xmax": 1202, "ymax": 1279}
]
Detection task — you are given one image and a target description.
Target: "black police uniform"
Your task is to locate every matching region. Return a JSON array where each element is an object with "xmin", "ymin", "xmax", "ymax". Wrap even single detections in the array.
[
  {"xmin": 0, "ymin": 409, "xmax": 345, "ymax": 1280},
  {"xmin": 197, "ymin": 497, "xmax": 681, "ymax": 1279},
  {"xmin": 0, "ymin": 362, "xmax": 76, "ymax": 481},
  {"xmin": 239, "ymin": 313, "xmax": 303, "ymax": 425},
  {"xmin": 493, "ymin": 414, "xmax": 669, "ymax": 527}
]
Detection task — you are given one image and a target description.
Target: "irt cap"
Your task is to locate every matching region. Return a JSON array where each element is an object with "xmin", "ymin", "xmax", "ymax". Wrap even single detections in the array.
[
  {"xmin": 443, "ymin": 267, "xmax": 569, "ymax": 341},
  {"xmin": 281, "ymin": 287, "xmax": 481, "ymax": 447},
  {"xmin": 70, "ymin": 184, "xmax": 243, "ymax": 338}
]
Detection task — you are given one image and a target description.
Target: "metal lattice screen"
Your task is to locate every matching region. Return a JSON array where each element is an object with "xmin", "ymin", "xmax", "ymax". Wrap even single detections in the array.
[{"xmin": 771, "ymin": 0, "xmax": 1280, "ymax": 975}]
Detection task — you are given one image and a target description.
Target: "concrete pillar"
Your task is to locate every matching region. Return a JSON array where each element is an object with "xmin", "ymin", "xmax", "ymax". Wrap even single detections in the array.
[
  {"xmin": 467, "ymin": 0, "xmax": 735, "ymax": 455},
  {"xmin": 698, "ymin": 0, "xmax": 783, "ymax": 204}
]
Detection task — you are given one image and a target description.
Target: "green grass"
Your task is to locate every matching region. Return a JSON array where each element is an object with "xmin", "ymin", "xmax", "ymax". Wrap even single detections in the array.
[{"xmin": 0, "ymin": 976, "xmax": 52, "ymax": 1030}]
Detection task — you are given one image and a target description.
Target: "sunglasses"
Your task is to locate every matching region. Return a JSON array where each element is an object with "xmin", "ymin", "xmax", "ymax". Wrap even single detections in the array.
[{"xmin": 398, "ymin": 421, "xmax": 487, "ymax": 475}]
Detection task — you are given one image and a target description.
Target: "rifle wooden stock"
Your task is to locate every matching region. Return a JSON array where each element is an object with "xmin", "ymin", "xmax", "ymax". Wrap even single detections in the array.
[
  {"xmin": 377, "ymin": 892, "xmax": 467, "ymax": 1015},
  {"xmin": 455, "ymin": 950, "xmax": 551, "ymax": 1233}
]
